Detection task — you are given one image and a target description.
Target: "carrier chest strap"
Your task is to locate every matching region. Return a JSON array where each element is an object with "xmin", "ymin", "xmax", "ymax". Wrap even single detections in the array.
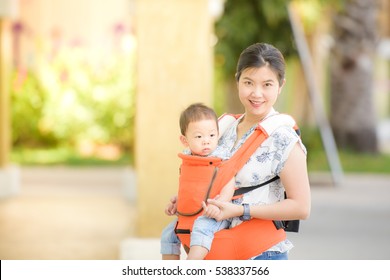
[
  {"xmin": 233, "ymin": 176, "xmax": 279, "ymax": 197},
  {"xmin": 232, "ymin": 176, "xmax": 300, "ymax": 233}
]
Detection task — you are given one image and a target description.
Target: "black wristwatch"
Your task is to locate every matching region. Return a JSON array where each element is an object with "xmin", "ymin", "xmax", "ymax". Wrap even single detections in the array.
[{"xmin": 239, "ymin": 203, "xmax": 251, "ymax": 221}]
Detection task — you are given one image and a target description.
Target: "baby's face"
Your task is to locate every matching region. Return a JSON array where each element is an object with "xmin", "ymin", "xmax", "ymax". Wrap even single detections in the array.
[{"xmin": 182, "ymin": 119, "xmax": 219, "ymax": 156}]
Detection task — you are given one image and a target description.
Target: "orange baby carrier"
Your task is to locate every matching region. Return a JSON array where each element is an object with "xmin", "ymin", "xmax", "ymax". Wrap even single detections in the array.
[{"xmin": 175, "ymin": 113, "xmax": 299, "ymax": 260}]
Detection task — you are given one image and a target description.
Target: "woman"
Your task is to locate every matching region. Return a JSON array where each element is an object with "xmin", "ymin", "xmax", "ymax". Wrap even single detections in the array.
[{"xmin": 166, "ymin": 42, "xmax": 311, "ymax": 260}]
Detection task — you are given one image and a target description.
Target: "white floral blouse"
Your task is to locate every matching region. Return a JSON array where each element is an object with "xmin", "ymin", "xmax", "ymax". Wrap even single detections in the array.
[{"xmin": 216, "ymin": 109, "xmax": 307, "ymax": 255}]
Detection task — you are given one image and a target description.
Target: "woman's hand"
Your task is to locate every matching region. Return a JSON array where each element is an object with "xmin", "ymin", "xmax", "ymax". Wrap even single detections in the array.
[
  {"xmin": 165, "ymin": 195, "xmax": 178, "ymax": 216},
  {"xmin": 204, "ymin": 199, "xmax": 242, "ymax": 221}
]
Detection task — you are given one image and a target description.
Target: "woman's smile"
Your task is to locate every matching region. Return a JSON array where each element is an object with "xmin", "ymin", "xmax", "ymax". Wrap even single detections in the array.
[{"xmin": 249, "ymin": 99, "xmax": 265, "ymax": 107}]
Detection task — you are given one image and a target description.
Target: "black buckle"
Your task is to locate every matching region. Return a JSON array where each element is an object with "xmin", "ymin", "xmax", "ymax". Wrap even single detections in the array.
[
  {"xmin": 175, "ymin": 228, "xmax": 191, "ymax": 235},
  {"xmin": 273, "ymin": 220, "xmax": 300, "ymax": 232}
]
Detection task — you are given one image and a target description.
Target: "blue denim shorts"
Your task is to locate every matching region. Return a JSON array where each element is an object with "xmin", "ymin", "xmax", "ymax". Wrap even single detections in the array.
[
  {"xmin": 252, "ymin": 251, "xmax": 288, "ymax": 260},
  {"xmin": 190, "ymin": 215, "xmax": 230, "ymax": 251},
  {"xmin": 160, "ymin": 216, "xmax": 230, "ymax": 254},
  {"xmin": 160, "ymin": 219, "xmax": 181, "ymax": 255}
]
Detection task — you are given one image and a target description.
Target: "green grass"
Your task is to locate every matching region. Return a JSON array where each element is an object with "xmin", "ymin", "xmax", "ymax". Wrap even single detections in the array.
[
  {"xmin": 302, "ymin": 126, "xmax": 390, "ymax": 174},
  {"xmin": 11, "ymin": 146, "xmax": 132, "ymax": 166},
  {"xmin": 307, "ymin": 148, "xmax": 390, "ymax": 173}
]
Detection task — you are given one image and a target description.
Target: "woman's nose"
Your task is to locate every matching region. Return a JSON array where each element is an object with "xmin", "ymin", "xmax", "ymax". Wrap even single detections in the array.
[
  {"xmin": 253, "ymin": 86, "xmax": 263, "ymax": 97},
  {"xmin": 252, "ymin": 86, "xmax": 263, "ymax": 96}
]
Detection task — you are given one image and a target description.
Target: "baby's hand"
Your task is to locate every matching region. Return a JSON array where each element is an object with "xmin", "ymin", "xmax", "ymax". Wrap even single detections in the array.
[
  {"xmin": 164, "ymin": 196, "xmax": 177, "ymax": 216},
  {"xmin": 202, "ymin": 202, "xmax": 221, "ymax": 219}
]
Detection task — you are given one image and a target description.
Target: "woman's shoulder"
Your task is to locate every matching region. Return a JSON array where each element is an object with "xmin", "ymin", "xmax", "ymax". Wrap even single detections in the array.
[
  {"xmin": 269, "ymin": 125, "xmax": 307, "ymax": 155},
  {"xmin": 272, "ymin": 124, "xmax": 300, "ymax": 138}
]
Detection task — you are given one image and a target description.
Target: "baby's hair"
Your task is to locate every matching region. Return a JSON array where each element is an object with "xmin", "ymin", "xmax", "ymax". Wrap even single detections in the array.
[{"xmin": 179, "ymin": 103, "xmax": 218, "ymax": 136}]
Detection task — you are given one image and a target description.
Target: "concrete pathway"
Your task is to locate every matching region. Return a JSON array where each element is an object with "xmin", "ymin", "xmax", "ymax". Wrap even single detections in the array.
[
  {"xmin": 0, "ymin": 166, "xmax": 136, "ymax": 260},
  {"xmin": 289, "ymin": 173, "xmax": 390, "ymax": 259}
]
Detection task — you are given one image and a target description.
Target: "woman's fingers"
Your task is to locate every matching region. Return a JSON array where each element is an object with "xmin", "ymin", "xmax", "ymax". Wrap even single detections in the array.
[
  {"xmin": 165, "ymin": 196, "xmax": 178, "ymax": 215},
  {"xmin": 207, "ymin": 198, "xmax": 223, "ymax": 208}
]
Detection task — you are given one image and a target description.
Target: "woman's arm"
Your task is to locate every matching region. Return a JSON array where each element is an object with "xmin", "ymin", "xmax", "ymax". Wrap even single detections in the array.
[
  {"xmin": 278, "ymin": 142, "xmax": 311, "ymax": 220},
  {"xmin": 249, "ymin": 142, "xmax": 311, "ymax": 221},
  {"xmin": 207, "ymin": 143, "xmax": 311, "ymax": 222}
]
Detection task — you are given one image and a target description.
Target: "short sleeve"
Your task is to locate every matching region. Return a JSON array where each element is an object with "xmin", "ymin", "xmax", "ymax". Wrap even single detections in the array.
[{"xmin": 268, "ymin": 126, "xmax": 306, "ymax": 176}]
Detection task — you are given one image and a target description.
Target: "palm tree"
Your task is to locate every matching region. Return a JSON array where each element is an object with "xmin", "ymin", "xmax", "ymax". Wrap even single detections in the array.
[{"xmin": 329, "ymin": 0, "xmax": 379, "ymax": 153}]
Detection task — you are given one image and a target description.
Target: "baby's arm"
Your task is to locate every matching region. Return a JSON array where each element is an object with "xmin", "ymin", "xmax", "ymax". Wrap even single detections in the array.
[
  {"xmin": 202, "ymin": 177, "xmax": 235, "ymax": 218},
  {"xmin": 216, "ymin": 177, "xmax": 235, "ymax": 202}
]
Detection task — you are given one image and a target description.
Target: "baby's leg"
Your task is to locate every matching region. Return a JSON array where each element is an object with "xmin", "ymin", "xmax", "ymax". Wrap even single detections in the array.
[
  {"xmin": 160, "ymin": 219, "xmax": 181, "ymax": 260},
  {"xmin": 187, "ymin": 216, "xmax": 230, "ymax": 260}
]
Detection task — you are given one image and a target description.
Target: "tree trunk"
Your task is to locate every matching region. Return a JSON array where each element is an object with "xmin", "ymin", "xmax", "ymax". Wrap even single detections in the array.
[{"xmin": 330, "ymin": 0, "xmax": 379, "ymax": 153}]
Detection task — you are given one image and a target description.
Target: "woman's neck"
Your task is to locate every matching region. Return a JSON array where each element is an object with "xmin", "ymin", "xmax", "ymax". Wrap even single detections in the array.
[
  {"xmin": 235, "ymin": 108, "xmax": 277, "ymax": 145},
  {"xmin": 241, "ymin": 108, "xmax": 276, "ymax": 127}
]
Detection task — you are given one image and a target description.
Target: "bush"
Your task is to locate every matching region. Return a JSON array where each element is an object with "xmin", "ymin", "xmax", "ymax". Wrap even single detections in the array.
[{"xmin": 11, "ymin": 46, "xmax": 136, "ymax": 159}]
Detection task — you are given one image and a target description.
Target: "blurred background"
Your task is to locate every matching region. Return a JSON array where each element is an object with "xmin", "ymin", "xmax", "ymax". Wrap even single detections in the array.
[{"xmin": 0, "ymin": 0, "xmax": 389, "ymax": 259}]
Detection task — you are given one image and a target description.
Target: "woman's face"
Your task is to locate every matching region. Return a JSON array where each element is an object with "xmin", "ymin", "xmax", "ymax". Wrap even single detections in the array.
[{"xmin": 237, "ymin": 66, "xmax": 285, "ymax": 121}]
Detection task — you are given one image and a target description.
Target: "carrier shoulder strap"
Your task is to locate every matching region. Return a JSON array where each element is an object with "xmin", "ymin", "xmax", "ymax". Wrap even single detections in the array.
[
  {"xmin": 223, "ymin": 113, "xmax": 297, "ymax": 176},
  {"xmin": 219, "ymin": 113, "xmax": 297, "ymax": 137},
  {"xmin": 218, "ymin": 113, "xmax": 239, "ymax": 136},
  {"xmin": 230, "ymin": 113, "xmax": 299, "ymax": 196}
]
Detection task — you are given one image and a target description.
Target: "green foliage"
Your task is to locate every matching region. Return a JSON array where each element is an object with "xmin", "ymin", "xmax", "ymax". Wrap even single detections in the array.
[
  {"xmin": 11, "ymin": 46, "xmax": 136, "ymax": 158},
  {"xmin": 307, "ymin": 147, "xmax": 390, "ymax": 174},
  {"xmin": 214, "ymin": 0, "xmax": 297, "ymax": 77},
  {"xmin": 11, "ymin": 70, "xmax": 58, "ymax": 147}
]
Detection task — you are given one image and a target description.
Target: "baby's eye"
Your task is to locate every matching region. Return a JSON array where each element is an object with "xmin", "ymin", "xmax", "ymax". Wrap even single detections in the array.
[
  {"xmin": 210, "ymin": 133, "xmax": 217, "ymax": 138},
  {"xmin": 195, "ymin": 135, "xmax": 202, "ymax": 139}
]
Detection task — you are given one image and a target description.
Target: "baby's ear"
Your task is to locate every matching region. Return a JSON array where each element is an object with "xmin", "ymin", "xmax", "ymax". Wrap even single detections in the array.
[{"xmin": 179, "ymin": 135, "xmax": 188, "ymax": 147}]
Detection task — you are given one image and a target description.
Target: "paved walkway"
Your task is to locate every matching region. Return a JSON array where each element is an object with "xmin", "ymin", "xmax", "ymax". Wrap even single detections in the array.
[
  {"xmin": 0, "ymin": 167, "xmax": 136, "ymax": 260},
  {"xmin": 0, "ymin": 167, "xmax": 389, "ymax": 260},
  {"xmin": 288, "ymin": 173, "xmax": 390, "ymax": 260}
]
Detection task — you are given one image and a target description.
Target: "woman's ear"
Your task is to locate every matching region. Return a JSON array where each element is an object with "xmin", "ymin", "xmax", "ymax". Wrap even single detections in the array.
[
  {"xmin": 278, "ymin": 78, "xmax": 286, "ymax": 95},
  {"xmin": 180, "ymin": 135, "xmax": 189, "ymax": 147}
]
